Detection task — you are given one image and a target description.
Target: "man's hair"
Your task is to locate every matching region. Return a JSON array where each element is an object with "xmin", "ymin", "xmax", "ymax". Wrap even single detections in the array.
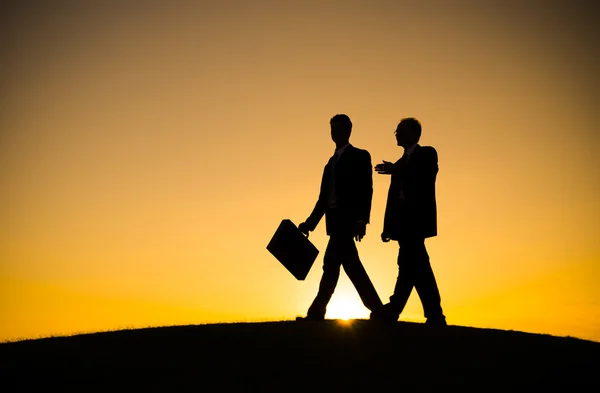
[
  {"xmin": 398, "ymin": 117, "xmax": 422, "ymax": 139},
  {"xmin": 330, "ymin": 114, "xmax": 352, "ymax": 132}
]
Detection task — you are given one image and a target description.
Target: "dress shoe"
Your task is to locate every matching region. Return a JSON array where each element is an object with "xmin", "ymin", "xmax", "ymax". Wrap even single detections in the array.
[
  {"xmin": 369, "ymin": 304, "xmax": 399, "ymax": 322},
  {"xmin": 425, "ymin": 316, "xmax": 447, "ymax": 327}
]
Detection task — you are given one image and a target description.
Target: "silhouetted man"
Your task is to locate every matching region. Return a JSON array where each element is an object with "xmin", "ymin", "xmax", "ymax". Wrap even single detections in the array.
[
  {"xmin": 372, "ymin": 118, "xmax": 446, "ymax": 326},
  {"xmin": 296, "ymin": 114, "xmax": 383, "ymax": 321}
]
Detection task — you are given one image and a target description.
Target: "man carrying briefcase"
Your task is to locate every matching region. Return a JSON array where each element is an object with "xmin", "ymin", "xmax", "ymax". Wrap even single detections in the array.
[{"xmin": 297, "ymin": 114, "xmax": 383, "ymax": 321}]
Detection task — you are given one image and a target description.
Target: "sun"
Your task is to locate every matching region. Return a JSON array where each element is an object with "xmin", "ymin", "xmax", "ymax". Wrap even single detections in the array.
[{"xmin": 325, "ymin": 297, "xmax": 369, "ymax": 320}]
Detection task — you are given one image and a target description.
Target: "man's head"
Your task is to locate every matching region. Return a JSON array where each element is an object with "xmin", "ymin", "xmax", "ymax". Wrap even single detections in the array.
[
  {"xmin": 395, "ymin": 117, "xmax": 421, "ymax": 148},
  {"xmin": 330, "ymin": 114, "xmax": 352, "ymax": 145}
]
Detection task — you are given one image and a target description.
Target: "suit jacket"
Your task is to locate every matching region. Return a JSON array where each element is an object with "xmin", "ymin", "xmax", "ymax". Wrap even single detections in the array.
[
  {"xmin": 305, "ymin": 145, "xmax": 373, "ymax": 236},
  {"xmin": 383, "ymin": 145, "xmax": 438, "ymax": 240}
]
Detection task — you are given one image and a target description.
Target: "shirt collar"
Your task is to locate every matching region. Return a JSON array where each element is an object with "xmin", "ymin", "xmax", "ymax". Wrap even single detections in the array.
[
  {"xmin": 404, "ymin": 143, "xmax": 419, "ymax": 156},
  {"xmin": 335, "ymin": 143, "xmax": 351, "ymax": 157}
]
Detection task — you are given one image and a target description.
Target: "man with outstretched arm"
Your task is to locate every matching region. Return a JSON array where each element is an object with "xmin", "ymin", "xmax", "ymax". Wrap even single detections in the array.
[{"xmin": 371, "ymin": 118, "xmax": 446, "ymax": 326}]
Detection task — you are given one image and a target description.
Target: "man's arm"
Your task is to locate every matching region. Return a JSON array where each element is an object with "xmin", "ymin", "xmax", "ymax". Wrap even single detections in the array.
[
  {"xmin": 410, "ymin": 146, "xmax": 438, "ymax": 206},
  {"xmin": 298, "ymin": 168, "xmax": 327, "ymax": 235},
  {"xmin": 302, "ymin": 199, "xmax": 325, "ymax": 233},
  {"xmin": 418, "ymin": 146, "xmax": 438, "ymax": 183},
  {"xmin": 355, "ymin": 149, "xmax": 373, "ymax": 224},
  {"xmin": 350, "ymin": 149, "xmax": 372, "ymax": 242}
]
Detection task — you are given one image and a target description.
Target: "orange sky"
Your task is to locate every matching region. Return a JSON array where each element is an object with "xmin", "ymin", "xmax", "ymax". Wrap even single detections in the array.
[{"xmin": 1, "ymin": 1, "xmax": 599, "ymax": 342}]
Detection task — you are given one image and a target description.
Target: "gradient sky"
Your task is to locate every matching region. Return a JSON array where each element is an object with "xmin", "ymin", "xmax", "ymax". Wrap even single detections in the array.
[{"xmin": 1, "ymin": 1, "xmax": 599, "ymax": 342}]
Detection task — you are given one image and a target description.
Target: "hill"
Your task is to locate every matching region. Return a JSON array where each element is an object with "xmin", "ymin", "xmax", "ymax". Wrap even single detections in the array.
[{"xmin": 1, "ymin": 320, "xmax": 598, "ymax": 392}]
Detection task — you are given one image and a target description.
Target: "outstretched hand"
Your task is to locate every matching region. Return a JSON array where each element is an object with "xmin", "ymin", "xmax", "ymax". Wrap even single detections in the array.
[{"xmin": 375, "ymin": 160, "xmax": 394, "ymax": 175}]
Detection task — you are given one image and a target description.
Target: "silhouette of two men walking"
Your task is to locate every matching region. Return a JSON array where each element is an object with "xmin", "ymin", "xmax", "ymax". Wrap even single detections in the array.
[{"xmin": 296, "ymin": 114, "xmax": 446, "ymax": 326}]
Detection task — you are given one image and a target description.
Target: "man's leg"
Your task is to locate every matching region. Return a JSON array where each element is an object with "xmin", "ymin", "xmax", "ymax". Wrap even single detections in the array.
[
  {"xmin": 387, "ymin": 240, "xmax": 416, "ymax": 317},
  {"xmin": 306, "ymin": 236, "xmax": 342, "ymax": 318},
  {"xmin": 411, "ymin": 239, "xmax": 445, "ymax": 323},
  {"xmin": 340, "ymin": 237, "xmax": 383, "ymax": 312}
]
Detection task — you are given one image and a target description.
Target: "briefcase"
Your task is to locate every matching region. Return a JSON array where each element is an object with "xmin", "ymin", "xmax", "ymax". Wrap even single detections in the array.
[{"xmin": 267, "ymin": 219, "xmax": 319, "ymax": 280}]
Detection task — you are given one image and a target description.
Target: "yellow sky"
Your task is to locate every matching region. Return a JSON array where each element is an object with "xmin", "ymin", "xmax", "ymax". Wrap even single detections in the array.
[{"xmin": 1, "ymin": 1, "xmax": 599, "ymax": 342}]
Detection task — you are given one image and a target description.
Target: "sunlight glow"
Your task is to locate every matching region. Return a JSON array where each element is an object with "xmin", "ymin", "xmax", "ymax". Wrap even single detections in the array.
[
  {"xmin": 326, "ymin": 298, "xmax": 369, "ymax": 320},
  {"xmin": 336, "ymin": 319, "xmax": 353, "ymax": 326}
]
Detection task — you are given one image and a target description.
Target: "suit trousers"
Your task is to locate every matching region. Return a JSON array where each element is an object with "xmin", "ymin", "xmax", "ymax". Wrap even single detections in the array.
[
  {"xmin": 307, "ymin": 235, "xmax": 383, "ymax": 318},
  {"xmin": 389, "ymin": 238, "xmax": 445, "ymax": 320}
]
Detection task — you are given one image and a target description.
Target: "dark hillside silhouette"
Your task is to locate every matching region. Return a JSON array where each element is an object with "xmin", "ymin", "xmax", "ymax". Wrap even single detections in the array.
[{"xmin": 1, "ymin": 321, "xmax": 598, "ymax": 392}]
